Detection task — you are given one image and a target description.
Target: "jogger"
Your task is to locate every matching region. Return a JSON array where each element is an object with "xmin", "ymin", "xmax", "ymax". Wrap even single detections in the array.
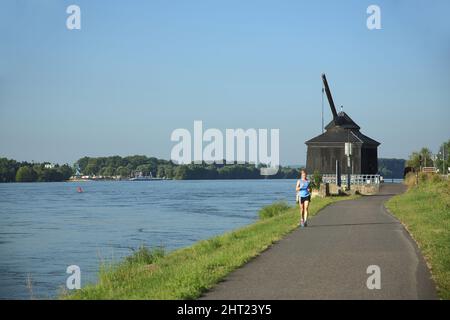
[{"xmin": 296, "ymin": 169, "xmax": 311, "ymax": 227}]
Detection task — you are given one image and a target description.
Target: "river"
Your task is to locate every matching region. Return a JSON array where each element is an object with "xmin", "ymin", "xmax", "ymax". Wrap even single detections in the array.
[{"xmin": 0, "ymin": 180, "xmax": 297, "ymax": 299}]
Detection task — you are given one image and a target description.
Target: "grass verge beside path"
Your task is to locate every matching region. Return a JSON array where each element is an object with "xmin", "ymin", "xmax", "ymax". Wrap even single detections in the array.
[
  {"xmin": 64, "ymin": 195, "xmax": 356, "ymax": 299},
  {"xmin": 386, "ymin": 176, "xmax": 450, "ymax": 299}
]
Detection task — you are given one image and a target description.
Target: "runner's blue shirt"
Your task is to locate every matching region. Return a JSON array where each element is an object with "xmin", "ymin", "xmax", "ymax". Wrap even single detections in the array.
[{"xmin": 298, "ymin": 179, "xmax": 311, "ymax": 198}]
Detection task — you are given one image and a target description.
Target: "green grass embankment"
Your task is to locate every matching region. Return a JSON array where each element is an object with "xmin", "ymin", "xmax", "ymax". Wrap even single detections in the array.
[
  {"xmin": 65, "ymin": 195, "xmax": 356, "ymax": 299},
  {"xmin": 386, "ymin": 175, "xmax": 450, "ymax": 299}
]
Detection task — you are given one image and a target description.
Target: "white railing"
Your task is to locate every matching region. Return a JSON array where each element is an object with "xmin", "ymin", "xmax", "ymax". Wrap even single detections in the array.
[{"xmin": 321, "ymin": 174, "xmax": 381, "ymax": 185}]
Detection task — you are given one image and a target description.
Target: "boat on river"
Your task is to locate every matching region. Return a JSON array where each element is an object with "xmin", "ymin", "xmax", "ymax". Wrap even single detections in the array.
[{"xmin": 129, "ymin": 172, "xmax": 165, "ymax": 181}]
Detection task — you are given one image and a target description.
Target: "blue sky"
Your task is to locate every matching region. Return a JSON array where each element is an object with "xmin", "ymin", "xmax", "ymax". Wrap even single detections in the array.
[{"xmin": 1, "ymin": 0, "xmax": 449, "ymax": 165}]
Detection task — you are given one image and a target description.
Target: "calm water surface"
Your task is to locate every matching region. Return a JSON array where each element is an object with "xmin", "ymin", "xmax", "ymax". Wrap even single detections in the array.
[{"xmin": 0, "ymin": 180, "xmax": 297, "ymax": 299}]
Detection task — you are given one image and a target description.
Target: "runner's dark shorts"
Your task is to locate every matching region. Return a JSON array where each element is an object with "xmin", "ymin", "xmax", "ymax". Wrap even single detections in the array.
[{"xmin": 300, "ymin": 195, "xmax": 311, "ymax": 204}]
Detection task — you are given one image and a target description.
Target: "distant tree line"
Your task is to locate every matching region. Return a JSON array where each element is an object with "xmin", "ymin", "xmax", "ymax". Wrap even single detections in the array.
[
  {"xmin": 6, "ymin": 144, "xmax": 447, "ymax": 183},
  {"xmin": 406, "ymin": 139, "xmax": 450, "ymax": 174},
  {"xmin": 378, "ymin": 158, "xmax": 406, "ymax": 179},
  {"xmin": 74, "ymin": 155, "xmax": 299, "ymax": 180},
  {"xmin": 0, "ymin": 158, "xmax": 73, "ymax": 182}
]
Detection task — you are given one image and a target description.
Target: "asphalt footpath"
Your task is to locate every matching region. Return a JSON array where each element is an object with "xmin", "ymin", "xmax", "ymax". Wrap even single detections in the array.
[{"xmin": 200, "ymin": 184, "xmax": 437, "ymax": 300}]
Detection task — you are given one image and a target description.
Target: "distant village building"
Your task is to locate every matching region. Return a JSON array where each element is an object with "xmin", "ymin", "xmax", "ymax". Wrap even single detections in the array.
[{"xmin": 305, "ymin": 74, "xmax": 380, "ymax": 175}]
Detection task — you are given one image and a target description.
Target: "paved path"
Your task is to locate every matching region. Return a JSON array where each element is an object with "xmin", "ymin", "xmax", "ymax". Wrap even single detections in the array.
[{"xmin": 201, "ymin": 184, "xmax": 437, "ymax": 300}]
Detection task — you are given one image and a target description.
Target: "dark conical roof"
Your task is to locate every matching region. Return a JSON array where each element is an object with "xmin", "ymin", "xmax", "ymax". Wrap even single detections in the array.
[
  {"xmin": 305, "ymin": 126, "xmax": 380, "ymax": 146},
  {"xmin": 306, "ymin": 111, "xmax": 380, "ymax": 146},
  {"xmin": 324, "ymin": 111, "xmax": 360, "ymax": 130}
]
